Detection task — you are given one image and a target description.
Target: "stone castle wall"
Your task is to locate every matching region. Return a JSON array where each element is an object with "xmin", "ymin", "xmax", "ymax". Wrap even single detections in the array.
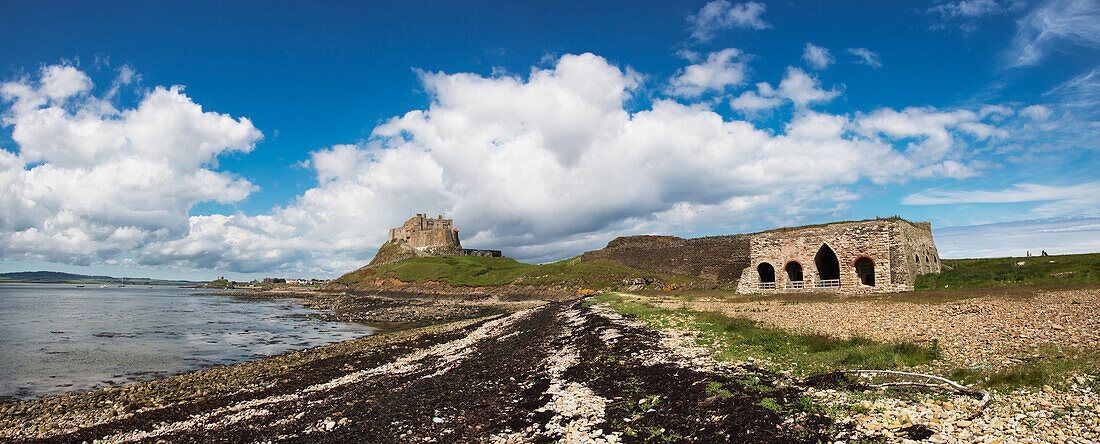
[
  {"xmin": 579, "ymin": 234, "xmax": 751, "ymax": 281},
  {"xmin": 388, "ymin": 214, "xmax": 461, "ymax": 251},
  {"xmin": 581, "ymin": 219, "xmax": 940, "ymax": 294}
]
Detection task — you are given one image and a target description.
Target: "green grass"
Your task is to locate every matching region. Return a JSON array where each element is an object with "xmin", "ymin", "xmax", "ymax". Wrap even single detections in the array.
[
  {"xmin": 944, "ymin": 345, "xmax": 1100, "ymax": 389},
  {"xmin": 336, "ymin": 256, "xmax": 707, "ymax": 289},
  {"xmin": 916, "ymin": 253, "xmax": 1100, "ymax": 290},
  {"xmin": 591, "ymin": 293, "xmax": 940, "ymax": 376},
  {"xmin": 593, "ymin": 293, "xmax": 1100, "ymax": 389}
]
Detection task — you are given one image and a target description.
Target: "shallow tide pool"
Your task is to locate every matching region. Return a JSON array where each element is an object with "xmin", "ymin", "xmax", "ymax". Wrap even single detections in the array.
[{"xmin": 0, "ymin": 284, "xmax": 374, "ymax": 400}]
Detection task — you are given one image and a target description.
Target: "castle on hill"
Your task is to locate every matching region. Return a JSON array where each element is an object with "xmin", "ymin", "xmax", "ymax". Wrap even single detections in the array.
[
  {"xmin": 371, "ymin": 213, "xmax": 501, "ymax": 266},
  {"xmin": 388, "ymin": 213, "xmax": 462, "ymax": 252}
]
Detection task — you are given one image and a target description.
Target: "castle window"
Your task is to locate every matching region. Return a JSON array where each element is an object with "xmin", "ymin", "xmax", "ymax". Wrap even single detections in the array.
[
  {"xmin": 854, "ymin": 257, "xmax": 875, "ymax": 286},
  {"xmin": 815, "ymin": 244, "xmax": 840, "ymax": 281}
]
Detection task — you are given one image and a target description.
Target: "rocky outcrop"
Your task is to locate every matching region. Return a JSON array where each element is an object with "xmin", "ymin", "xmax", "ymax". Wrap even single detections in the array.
[{"xmin": 367, "ymin": 239, "xmax": 425, "ymax": 267}]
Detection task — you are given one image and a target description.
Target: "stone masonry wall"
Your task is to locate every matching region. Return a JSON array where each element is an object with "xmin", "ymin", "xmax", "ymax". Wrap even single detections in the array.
[
  {"xmin": 580, "ymin": 219, "xmax": 940, "ymax": 294},
  {"xmin": 388, "ymin": 214, "xmax": 461, "ymax": 251},
  {"xmin": 738, "ymin": 221, "xmax": 896, "ymax": 294},
  {"xmin": 406, "ymin": 228, "xmax": 461, "ymax": 251},
  {"xmin": 737, "ymin": 219, "xmax": 939, "ymax": 294},
  {"xmin": 898, "ymin": 221, "xmax": 941, "ymax": 285},
  {"xmin": 580, "ymin": 234, "xmax": 751, "ymax": 281}
]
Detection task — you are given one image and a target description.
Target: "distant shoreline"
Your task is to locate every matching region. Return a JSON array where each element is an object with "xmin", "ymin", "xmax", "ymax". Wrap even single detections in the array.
[{"xmin": 0, "ymin": 281, "xmax": 202, "ymax": 287}]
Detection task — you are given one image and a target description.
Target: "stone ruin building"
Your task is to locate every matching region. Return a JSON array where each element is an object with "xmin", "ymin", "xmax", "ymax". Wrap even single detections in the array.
[
  {"xmin": 388, "ymin": 213, "xmax": 462, "ymax": 253},
  {"xmin": 580, "ymin": 218, "xmax": 940, "ymax": 294},
  {"xmin": 385, "ymin": 213, "xmax": 502, "ymax": 258}
]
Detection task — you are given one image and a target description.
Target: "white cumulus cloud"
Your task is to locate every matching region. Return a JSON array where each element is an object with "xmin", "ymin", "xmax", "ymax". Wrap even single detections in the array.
[
  {"xmin": 0, "ymin": 64, "xmax": 261, "ymax": 266},
  {"xmin": 667, "ymin": 48, "xmax": 749, "ymax": 97},
  {"xmin": 802, "ymin": 43, "xmax": 834, "ymax": 70},
  {"xmin": 1, "ymin": 56, "xmax": 1038, "ymax": 275},
  {"xmin": 175, "ymin": 54, "xmax": 1010, "ymax": 270},
  {"xmin": 732, "ymin": 67, "xmax": 841, "ymax": 111}
]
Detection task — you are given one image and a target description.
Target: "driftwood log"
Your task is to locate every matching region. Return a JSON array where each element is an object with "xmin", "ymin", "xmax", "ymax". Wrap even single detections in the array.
[{"xmin": 818, "ymin": 369, "xmax": 991, "ymax": 420}]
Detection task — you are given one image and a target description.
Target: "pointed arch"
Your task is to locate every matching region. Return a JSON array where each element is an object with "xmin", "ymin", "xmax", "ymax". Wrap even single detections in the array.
[{"xmin": 815, "ymin": 244, "xmax": 840, "ymax": 281}]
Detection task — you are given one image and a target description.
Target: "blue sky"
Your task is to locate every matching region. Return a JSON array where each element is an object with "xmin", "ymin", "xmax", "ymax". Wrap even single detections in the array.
[{"xmin": 1, "ymin": 0, "xmax": 1098, "ymax": 280}]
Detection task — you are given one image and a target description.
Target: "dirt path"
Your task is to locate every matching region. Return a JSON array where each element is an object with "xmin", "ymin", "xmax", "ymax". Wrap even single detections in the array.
[{"xmin": 15, "ymin": 300, "xmax": 841, "ymax": 443}]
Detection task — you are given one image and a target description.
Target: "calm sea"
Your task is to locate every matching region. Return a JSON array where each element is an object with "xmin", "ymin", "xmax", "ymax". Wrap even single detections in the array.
[{"xmin": 0, "ymin": 284, "xmax": 374, "ymax": 400}]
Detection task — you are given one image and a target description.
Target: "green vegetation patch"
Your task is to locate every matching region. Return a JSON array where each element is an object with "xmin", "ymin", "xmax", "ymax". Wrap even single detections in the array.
[
  {"xmin": 337, "ymin": 256, "xmax": 707, "ymax": 289},
  {"xmin": 594, "ymin": 293, "xmax": 1100, "ymax": 389},
  {"xmin": 591, "ymin": 293, "xmax": 940, "ymax": 376},
  {"xmin": 917, "ymin": 253, "xmax": 1100, "ymax": 290},
  {"xmin": 945, "ymin": 345, "xmax": 1100, "ymax": 389},
  {"xmin": 206, "ymin": 278, "xmax": 230, "ymax": 288}
]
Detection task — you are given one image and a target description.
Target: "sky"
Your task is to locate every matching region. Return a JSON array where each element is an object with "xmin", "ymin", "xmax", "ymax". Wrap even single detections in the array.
[{"xmin": 1, "ymin": 0, "xmax": 1098, "ymax": 280}]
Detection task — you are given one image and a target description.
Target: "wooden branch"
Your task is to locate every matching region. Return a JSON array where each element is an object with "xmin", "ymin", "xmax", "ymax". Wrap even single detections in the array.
[{"xmin": 822, "ymin": 369, "xmax": 991, "ymax": 420}]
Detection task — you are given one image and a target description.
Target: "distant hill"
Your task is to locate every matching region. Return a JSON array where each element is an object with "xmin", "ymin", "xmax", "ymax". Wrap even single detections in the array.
[{"xmin": 0, "ymin": 271, "xmax": 203, "ymax": 286}]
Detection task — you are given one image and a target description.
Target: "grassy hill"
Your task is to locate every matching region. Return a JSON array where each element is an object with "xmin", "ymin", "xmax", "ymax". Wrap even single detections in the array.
[
  {"xmin": 916, "ymin": 253, "xmax": 1100, "ymax": 290},
  {"xmin": 206, "ymin": 278, "xmax": 232, "ymax": 289},
  {"xmin": 336, "ymin": 256, "xmax": 709, "ymax": 289}
]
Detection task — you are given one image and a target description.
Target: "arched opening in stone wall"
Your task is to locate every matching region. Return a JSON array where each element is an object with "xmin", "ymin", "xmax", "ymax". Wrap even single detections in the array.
[
  {"xmin": 815, "ymin": 244, "xmax": 840, "ymax": 282},
  {"xmin": 757, "ymin": 263, "xmax": 776, "ymax": 283},
  {"xmin": 785, "ymin": 261, "xmax": 803, "ymax": 282},
  {"xmin": 854, "ymin": 257, "xmax": 875, "ymax": 286}
]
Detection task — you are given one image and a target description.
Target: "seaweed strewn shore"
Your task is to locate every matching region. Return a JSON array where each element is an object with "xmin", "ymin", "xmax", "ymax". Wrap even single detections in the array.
[
  {"xmin": 5, "ymin": 285, "xmax": 1100, "ymax": 442},
  {"xmin": 0, "ymin": 295, "xmax": 847, "ymax": 443}
]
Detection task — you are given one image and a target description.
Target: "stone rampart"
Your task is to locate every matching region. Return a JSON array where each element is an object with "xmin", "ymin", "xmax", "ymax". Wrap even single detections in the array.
[{"xmin": 579, "ymin": 234, "xmax": 751, "ymax": 281}]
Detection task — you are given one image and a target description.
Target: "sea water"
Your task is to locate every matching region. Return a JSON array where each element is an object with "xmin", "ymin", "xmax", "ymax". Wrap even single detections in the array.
[{"xmin": 0, "ymin": 284, "xmax": 374, "ymax": 400}]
